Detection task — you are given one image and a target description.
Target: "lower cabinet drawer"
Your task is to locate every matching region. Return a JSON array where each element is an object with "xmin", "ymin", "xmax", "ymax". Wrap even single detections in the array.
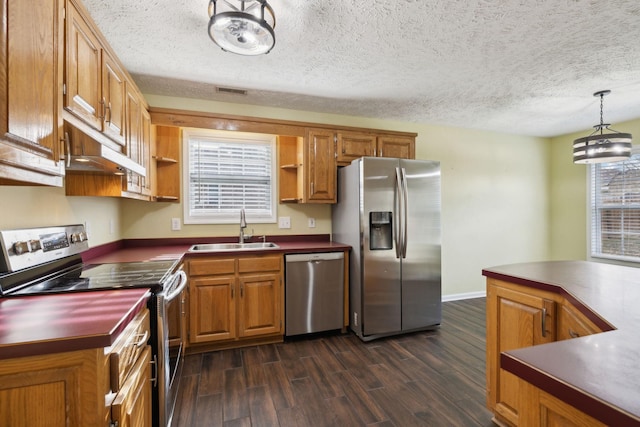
[{"xmin": 109, "ymin": 308, "xmax": 150, "ymax": 392}]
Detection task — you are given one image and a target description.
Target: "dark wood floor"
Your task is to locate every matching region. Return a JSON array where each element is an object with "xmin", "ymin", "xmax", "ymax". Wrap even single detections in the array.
[{"xmin": 171, "ymin": 298, "xmax": 495, "ymax": 427}]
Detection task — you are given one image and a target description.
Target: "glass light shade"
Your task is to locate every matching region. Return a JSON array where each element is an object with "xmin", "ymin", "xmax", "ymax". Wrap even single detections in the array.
[
  {"xmin": 572, "ymin": 132, "xmax": 633, "ymax": 164},
  {"xmin": 208, "ymin": 1, "xmax": 275, "ymax": 56}
]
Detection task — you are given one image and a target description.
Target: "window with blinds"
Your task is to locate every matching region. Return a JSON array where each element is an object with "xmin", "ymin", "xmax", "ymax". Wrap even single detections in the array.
[
  {"xmin": 182, "ymin": 129, "xmax": 277, "ymax": 224},
  {"xmin": 590, "ymin": 151, "xmax": 640, "ymax": 262}
]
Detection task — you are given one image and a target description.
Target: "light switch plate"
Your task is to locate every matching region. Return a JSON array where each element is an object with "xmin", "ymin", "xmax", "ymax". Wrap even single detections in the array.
[
  {"xmin": 171, "ymin": 218, "xmax": 181, "ymax": 231},
  {"xmin": 278, "ymin": 216, "xmax": 291, "ymax": 229}
]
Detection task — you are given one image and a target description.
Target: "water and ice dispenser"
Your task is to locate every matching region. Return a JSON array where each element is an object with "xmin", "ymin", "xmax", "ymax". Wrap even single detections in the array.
[{"xmin": 369, "ymin": 211, "xmax": 392, "ymax": 250}]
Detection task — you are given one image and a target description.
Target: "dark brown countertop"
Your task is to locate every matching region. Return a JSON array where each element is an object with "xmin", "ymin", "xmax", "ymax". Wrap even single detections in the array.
[
  {"xmin": 0, "ymin": 237, "xmax": 349, "ymax": 361},
  {"xmin": 0, "ymin": 288, "xmax": 150, "ymax": 360},
  {"xmin": 83, "ymin": 236, "xmax": 351, "ymax": 264},
  {"xmin": 483, "ymin": 260, "xmax": 640, "ymax": 426}
]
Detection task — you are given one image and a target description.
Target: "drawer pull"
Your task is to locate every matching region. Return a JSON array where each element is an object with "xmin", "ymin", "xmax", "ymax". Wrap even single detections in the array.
[
  {"xmin": 133, "ymin": 330, "xmax": 149, "ymax": 348},
  {"xmin": 569, "ymin": 329, "xmax": 580, "ymax": 339},
  {"xmin": 150, "ymin": 354, "xmax": 158, "ymax": 387}
]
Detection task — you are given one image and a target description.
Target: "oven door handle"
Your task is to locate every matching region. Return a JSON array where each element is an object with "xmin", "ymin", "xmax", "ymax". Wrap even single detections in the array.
[{"xmin": 163, "ymin": 270, "xmax": 187, "ymax": 302}]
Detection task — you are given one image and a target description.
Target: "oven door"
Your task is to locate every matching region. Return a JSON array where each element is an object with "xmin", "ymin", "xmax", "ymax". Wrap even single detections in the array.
[{"xmin": 156, "ymin": 268, "xmax": 187, "ymax": 427}]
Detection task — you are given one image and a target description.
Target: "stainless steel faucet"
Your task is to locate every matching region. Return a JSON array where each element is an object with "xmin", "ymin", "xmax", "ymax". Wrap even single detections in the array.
[{"xmin": 239, "ymin": 209, "xmax": 252, "ymax": 243}]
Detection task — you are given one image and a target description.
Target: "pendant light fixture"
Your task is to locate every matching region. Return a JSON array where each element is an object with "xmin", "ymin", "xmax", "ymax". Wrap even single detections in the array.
[
  {"xmin": 573, "ymin": 90, "xmax": 632, "ymax": 164},
  {"xmin": 208, "ymin": 0, "xmax": 276, "ymax": 56}
]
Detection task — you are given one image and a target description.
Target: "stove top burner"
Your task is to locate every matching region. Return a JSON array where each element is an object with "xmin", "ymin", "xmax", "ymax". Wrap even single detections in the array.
[{"xmin": 2, "ymin": 260, "xmax": 177, "ymax": 296}]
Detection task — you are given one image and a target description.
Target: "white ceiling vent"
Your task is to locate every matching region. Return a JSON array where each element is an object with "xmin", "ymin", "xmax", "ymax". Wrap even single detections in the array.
[{"xmin": 216, "ymin": 86, "xmax": 247, "ymax": 96}]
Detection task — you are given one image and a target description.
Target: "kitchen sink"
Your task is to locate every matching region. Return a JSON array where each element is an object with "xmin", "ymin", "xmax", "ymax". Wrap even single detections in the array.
[{"xmin": 188, "ymin": 242, "xmax": 279, "ymax": 252}]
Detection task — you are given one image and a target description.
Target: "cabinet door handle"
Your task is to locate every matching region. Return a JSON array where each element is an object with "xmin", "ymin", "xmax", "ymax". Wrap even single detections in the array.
[
  {"xmin": 310, "ymin": 182, "xmax": 314, "ymax": 195},
  {"xmin": 240, "ymin": 285, "xmax": 244, "ymax": 298},
  {"xmin": 569, "ymin": 329, "xmax": 580, "ymax": 338},
  {"xmin": 541, "ymin": 307, "xmax": 547, "ymax": 338},
  {"xmin": 106, "ymin": 101, "xmax": 112, "ymax": 123},
  {"xmin": 63, "ymin": 132, "xmax": 71, "ymax": 168},
  {"xmin": 231, "ymin": 287, "xmax": 234, "ymax": 299}
]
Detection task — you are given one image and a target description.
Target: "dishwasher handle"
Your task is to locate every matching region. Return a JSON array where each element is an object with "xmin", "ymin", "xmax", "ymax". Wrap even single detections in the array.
[{"xmin": 285, "ymin": 252, "xmax": 344, "ymax": 263}]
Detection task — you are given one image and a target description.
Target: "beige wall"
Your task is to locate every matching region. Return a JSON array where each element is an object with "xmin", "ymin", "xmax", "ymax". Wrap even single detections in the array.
[
  {"xmin": 0, "ymin": 186, "xmax": 121, "ymax": 243},
  {"xmin": 0, "ymin": 94, "xmax": 554, "ymax": 298},
  {"xmin": 549, "ymin": 117, "xmax": 640, "ymax": 261}
]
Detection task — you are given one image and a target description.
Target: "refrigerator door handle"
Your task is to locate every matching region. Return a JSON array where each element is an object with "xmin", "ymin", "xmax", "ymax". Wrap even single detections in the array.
[
  {"xmin": 401, "ymin": 167, "xmax": 409, "ymax": 258},
  {"xmin": 394, "ymin": 167, "xmax": 403, "ymax": 259}
]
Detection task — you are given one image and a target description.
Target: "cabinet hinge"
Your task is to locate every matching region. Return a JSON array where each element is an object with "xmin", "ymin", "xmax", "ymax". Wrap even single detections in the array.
[{"xmin": 110, "ymin": 421, "xmax": 119, "ymax": 427}]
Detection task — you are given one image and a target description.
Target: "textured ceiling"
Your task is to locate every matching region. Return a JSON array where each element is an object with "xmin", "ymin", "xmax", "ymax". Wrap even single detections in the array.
[{"xmin": 82, "ymin": 0, "xmax": 640, "ymax": 137}]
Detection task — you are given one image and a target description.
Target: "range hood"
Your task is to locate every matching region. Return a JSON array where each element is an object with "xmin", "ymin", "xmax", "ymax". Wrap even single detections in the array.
[{"xmin": 64, "ymin": 125, "xmax": 146, "ymax": 176}]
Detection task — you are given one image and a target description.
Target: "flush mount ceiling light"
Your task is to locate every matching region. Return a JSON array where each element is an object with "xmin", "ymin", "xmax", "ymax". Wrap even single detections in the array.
[
  {"xmin": 573, "ymin": 90, "xmax": 632, "ymax": 164},
  {"xmin": 208, "ymin": 0, "xmax": 276, "ymax": 56}
]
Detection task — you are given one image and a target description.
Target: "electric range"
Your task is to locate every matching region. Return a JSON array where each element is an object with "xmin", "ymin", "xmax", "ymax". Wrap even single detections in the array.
[{"xmin": 0, "ymin": 225, "xmax": 186, "ymax": 427}]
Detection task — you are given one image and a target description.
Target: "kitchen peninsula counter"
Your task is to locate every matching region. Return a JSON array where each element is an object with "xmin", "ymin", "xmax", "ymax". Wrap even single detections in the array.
[
  {"xmin": 0, "ymin": 288, "xmax": 149, "ymax": 359},
  {"xmin": 483, "ymin": 260, "xmax": 640, "ymax": 426}
]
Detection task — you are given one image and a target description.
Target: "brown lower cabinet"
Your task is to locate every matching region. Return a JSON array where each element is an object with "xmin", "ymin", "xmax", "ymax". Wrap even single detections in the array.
[
  {"xmin": 516, "ymin": 378, "xmax": 606, "ymax": 427},
  {"xmin": 0, "ymin": 308, "xmax": 151, "ymax": 427},
  {"xmin": 186, "ymin": 254, "xmax": 284, "ymax": 352},
  {"xmin": 486, "ymin": 278, "xmax": 604, "ymax": 427}
]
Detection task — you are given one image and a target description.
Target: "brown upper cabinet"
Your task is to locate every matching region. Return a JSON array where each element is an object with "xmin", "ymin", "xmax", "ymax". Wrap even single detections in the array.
[
  {"xmin": 305, "ymin": 128, "xmax": 337, "ymax": 203},
  {"xmin": 64, "ymin": 0, "xmax": 127, "ymax": 148},
  {"xmin": 0, "ymin": 0, "xmax": 65, "ymax": 186},
  {"xmin": 278, "ymin": 129, "xmax": 337, "ymax": 204},
  {"xmin": 336, "ymin": 132, "xmax": 415, "ymax": 166}
]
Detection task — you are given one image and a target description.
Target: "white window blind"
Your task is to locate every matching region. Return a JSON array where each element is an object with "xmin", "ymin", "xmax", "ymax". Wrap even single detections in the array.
[
  {"xmin": 590, "ymin": 151, "xmax": 640, "ymax": 262},
  {"xmin": 183, "ymin": 129, "xmax": 276, "ymax": 224}
]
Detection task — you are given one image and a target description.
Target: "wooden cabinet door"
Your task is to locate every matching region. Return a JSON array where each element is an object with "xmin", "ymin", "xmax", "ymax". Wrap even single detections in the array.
[
  {"xmin": 486, "ymin": 280, "xmax": 556, "ymax": 427},
  {"xmin": 102, "ymin": 52, "xmax": 126, "ymax": 146},
  {"xmin": 336, "ymin": 131, "xmax": 377, "ymax": 166},
  {"xmin": 140, "ymin": 107, "xmax": 152, "ymax": 196},
  {"xmin": 0, "ymin": 0, "xmax": 65, "ymax": 186},
  {"xmin": 111, "ymin": 346, "xmax": 152, "ymax": 427},
  {"xmin": 377, "ymin": 135, "xmax": 415, "ymax": 159},
  {"xmin": 305, "ymin": 129, "xmax": 336, "ymax": 203},
  {"xmin": 123, "ymin": 88, "xmax": 142, "ymax": 194},
  {"xmin": 189, "ymin": 276, "xmax": 237, "ymax": 343},
  {"xmin": 65, "ymin": 2, "xmax": 103, "ymax": 131},
  {"xmin": 0, "ymin": 349, "xmax": 104, "ymax": 427},
  {"xmin": 238, "ymin": 272, "xmax": 282, "ymax": 337},
  {"xmin": 557, "ymin": 302, "xmax": 602, "ymax": 341}
]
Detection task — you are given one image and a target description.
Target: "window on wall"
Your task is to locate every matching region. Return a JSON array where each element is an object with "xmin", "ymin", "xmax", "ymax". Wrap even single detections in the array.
[
  {"xmin": 182, "ymin": 129, "xmax": 277, "ymax": 224},
  {"xmin": 590, "ymin": 150, "xmax": 640, "ymax": 262}
]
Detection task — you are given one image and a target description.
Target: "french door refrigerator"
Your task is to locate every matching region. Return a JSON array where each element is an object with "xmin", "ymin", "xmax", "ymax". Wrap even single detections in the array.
[{"xmin": 332, "ymin": 157, "xmax": 441, "ymax": 341}]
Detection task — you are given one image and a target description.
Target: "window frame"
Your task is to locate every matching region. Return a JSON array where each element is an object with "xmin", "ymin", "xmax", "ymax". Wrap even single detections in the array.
[
  {"xmin": 182, "ymin": 128, "xmax": 277, "ymax": 225},
  {"xmin": 588, "ymin": 148, "xmax": 640, "ymax": 264}
]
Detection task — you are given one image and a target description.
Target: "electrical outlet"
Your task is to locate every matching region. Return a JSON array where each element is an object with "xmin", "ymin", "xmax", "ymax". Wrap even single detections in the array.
[
  {"xmin": 278, "ymin": 216, "xmax": 291, "ymax": 229},
  {"xmin": 109, "ymin": 219, "xmax": 114, "ymax": 235},
  {"xmin": 171, "ymin": 218, "xmax": 181, "ymax": 231},
  {"xmin": 308, "ymin": 217, "xmax": 316, "ymax": 228}
]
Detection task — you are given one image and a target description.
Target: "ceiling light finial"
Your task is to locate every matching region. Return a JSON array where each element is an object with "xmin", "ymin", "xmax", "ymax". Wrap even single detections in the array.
[
  {"xmin": 573, "ymin": 90, "xmax": 632, "ymax": 164},
  {"xmin": 208, "ymin": 0, "xmax": 276, "ymax": 56}
]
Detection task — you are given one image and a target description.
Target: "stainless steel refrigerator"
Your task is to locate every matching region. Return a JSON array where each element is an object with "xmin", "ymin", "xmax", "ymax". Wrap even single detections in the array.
[{"xmin": 332, "ymin": 157, "xmax": 441, "ymax": 341}]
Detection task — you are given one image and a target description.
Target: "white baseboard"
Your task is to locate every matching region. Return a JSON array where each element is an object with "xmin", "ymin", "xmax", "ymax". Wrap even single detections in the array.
[{"xmin": 442, "ymin": 290, "xmax": 486, "ymax": 302}]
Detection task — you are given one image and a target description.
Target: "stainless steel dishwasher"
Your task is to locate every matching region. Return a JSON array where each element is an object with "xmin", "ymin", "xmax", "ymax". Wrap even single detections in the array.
[{"xmin": 285, "ymin": 252, "xmax": 344, "ymax": 336}]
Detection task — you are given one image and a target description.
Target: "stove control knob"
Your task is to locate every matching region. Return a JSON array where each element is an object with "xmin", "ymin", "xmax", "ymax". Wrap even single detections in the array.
[
  {"xmin": 12, "ymin": 241, "xmax": 29, "ymax": 255},
  {"xmin": 70, "ymin": 233, "xmax": 79, "ymax": 243},
  {"xmin": 28, "ymin": 240, "xmax": 42, "ymax": 252}
]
